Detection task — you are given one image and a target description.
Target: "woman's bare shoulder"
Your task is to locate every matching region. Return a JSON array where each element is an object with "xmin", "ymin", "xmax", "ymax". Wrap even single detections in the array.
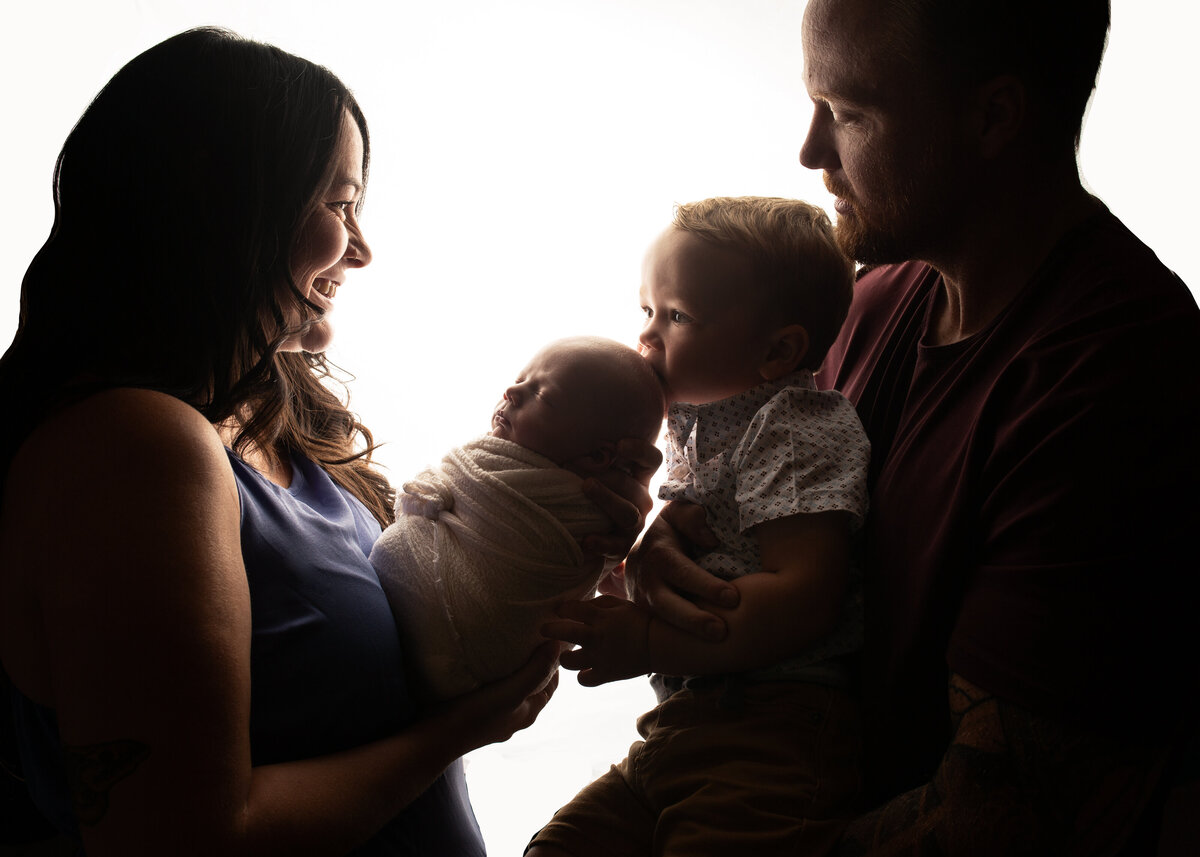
[
  {"xmin": 12, "ymin": 387, "xmax": 231, "ymax": 487},
  {"xmin": 3, "ymin": 386, "xmax": 240, "ymax": 583},
  {"xmin": 1, "ymin": 389, "xmax": 246, "ymax": 707},
  {"xmin": 32, "ymin": 386, "xmax": 220, "ymax": 444}
]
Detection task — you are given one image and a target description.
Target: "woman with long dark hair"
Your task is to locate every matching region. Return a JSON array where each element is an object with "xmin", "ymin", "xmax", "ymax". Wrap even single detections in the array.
[{"xmin": 0, "ymin": 28, "xmax": 654, "ymax": 855}]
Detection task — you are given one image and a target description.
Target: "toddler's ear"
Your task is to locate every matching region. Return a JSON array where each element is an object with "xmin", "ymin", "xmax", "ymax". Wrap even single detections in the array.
[{"xmin": 760, "ymin": 324, "xmax": 809, "ymax": 381}]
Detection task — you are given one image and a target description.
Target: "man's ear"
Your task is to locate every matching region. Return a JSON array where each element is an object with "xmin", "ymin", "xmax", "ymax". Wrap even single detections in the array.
[
  {"xmin": 759, "ymin": 324, "xmax": 809, "ymax": 381},
  {"xmin": 974, "ymin": 73, "xmax": 1026, "ymax": 159}
]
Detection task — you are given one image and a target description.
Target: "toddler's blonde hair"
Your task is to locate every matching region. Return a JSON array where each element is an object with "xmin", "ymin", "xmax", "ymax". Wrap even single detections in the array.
[{"xmin": 672, "ymin": 196, "xmax": 854, "ymax": 370}]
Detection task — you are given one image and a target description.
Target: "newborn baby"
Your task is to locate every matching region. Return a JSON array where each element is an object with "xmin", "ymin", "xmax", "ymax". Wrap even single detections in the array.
[{"xmin": 370, "ymin": 336, "xmax": 665, "ymax": 701}]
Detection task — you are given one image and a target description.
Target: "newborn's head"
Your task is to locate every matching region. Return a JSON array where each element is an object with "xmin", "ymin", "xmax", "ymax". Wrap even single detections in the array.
[{"xmin": 491, "ymin": 336, "xmax": 665, "ymax": 466}]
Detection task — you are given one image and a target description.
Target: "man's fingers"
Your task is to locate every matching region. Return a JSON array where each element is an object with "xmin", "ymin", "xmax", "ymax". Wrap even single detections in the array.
[{"xmin": 659, "ymin": 500, "xmax": 720, "ymax": 550}]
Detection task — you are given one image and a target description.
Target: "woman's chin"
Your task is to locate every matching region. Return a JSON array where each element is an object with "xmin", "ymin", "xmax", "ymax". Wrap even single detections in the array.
[{"xmin": 280, "ymin": 319, "xmax": 334, "ymax": 354}]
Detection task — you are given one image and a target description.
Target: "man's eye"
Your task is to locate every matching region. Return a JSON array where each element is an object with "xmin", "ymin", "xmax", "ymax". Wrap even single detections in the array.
[{"xmin": 830, "ymin": 105, "xmax": 860, "ymax": 125}]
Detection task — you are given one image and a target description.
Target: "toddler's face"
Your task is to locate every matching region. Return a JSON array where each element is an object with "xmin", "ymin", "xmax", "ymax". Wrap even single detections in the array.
[
  {"xmin": 491, "ymin": 345, "xmax": 621, "ymax": 464},
  {"xmin": 638, "ymin": 228, "xmax": 769, "ymax": 405}
]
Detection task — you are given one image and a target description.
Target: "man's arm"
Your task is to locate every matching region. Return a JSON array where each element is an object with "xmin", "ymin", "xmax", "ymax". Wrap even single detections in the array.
[
  {"xmin": 619, "ymin": 507, "xmax": 738, "ymax": 642},
  {"xmin": 839, "ymin": 673, "xmax": 1173, "ymax": 857},
  {"xmin": 548, "ymin": 511, "xmax": 849, "ymax": 684}
]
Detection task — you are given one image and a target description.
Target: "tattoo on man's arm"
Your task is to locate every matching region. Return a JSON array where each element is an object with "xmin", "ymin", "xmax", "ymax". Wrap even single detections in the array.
[
  {"xmin": 62, "ymin": 739, "xmax": 151, "ymax": 826},
  {"xmin": 838, "ymin": 673, "xmax": 1171, "ymax": 856}
]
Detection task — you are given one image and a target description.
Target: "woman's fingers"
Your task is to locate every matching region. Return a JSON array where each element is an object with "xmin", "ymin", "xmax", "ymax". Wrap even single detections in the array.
[
  {"xmin": 613, "ymin": 437, "xmax": 664, "ymax": 487},
  {"xmin": 583, "ymin": 474, "xmax": 645, "ymax": 530},
  {"xmin": 581, "ymin": 476, "xmax": 648, "ymax": 560},
  {"xmin": 574, "ymin": 437, "xmax": 663, "ymax": 560},
  {"xmin": 448, "ymin": 641, "xmax": 560, "ymax": 750}
]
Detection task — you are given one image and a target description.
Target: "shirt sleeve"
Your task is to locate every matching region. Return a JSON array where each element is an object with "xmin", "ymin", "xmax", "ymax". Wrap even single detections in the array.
[{"xmin": 732, "ymin": 387, "xmax": 871, "ymax": 535}]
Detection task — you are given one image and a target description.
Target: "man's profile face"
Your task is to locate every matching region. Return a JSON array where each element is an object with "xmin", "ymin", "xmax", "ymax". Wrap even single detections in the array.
[{"xmin": 798, "ymin": 0, "xmax": 972, "ymax": 266}]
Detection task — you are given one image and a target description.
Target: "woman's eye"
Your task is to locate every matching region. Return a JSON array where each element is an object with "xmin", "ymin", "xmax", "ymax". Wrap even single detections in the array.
[{"xmin": 329, "ymin": 201, "xmax": 354, "ymax": 218}]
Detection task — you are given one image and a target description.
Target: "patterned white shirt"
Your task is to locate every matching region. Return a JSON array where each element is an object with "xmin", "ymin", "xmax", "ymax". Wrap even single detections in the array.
[{"xmin": 659, "ymin": 369, "xmax": 870, "ymax": 678}]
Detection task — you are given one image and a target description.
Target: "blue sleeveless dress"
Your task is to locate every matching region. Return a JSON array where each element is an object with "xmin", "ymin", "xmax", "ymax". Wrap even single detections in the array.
[{"xmin": 8, "ymin": 450, "xmax": 485, "ymax": 855}]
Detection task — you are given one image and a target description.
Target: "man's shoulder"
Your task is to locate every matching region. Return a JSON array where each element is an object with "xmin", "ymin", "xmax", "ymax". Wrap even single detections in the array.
[
  {"xmin": 1054, "ymin": 209, "xmax": 1188, "ymax": 292},
  {"xmin": 1014, "ymin": 211, "xmax": 1199, "ymax": 355}
]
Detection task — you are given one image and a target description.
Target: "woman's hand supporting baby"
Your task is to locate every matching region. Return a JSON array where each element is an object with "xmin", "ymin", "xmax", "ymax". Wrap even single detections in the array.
[
  {"xmin": 572, "ymin": 437, "xmax": 662, "ymax": 566},
  {"xmin": 433, "ymin": 641, "xmax": 561, "ymax": 755}
]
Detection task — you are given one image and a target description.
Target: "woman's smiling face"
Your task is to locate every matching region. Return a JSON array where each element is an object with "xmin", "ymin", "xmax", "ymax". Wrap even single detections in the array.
[{"xmin": 281, "ymin": 109, "xmax": 373, "ymax": 354}]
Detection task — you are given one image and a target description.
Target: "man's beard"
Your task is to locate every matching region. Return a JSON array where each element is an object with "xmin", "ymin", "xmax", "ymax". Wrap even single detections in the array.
[
  {"xmin": 824, "ymin": 173, "xmax": 922, "ymax": 266},
  {"xmin": 822, "ymin": 136, "xmax": 955, "ymax": 267}
]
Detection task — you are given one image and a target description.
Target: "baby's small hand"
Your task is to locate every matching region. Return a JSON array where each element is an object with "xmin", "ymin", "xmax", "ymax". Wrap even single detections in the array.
[{"xmin": 541, "ymin": 596, "xmax": 653, "ymax": 687}]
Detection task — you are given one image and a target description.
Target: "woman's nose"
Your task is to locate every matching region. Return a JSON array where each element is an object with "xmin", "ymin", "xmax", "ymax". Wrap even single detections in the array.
[{"xmin": 346, "ymin": 226, "xmax": 373, "ymax": 268}]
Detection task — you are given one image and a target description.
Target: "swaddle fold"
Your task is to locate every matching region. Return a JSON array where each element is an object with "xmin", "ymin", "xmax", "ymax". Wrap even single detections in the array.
[{"xmin": 371, "ymin": 435, "xmax": 609, "ymax": 701}]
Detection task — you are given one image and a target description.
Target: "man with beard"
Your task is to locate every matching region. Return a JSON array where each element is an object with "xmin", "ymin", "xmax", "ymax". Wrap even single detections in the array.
[{"xmin": 625, "ymin": 0, "xmax": 1199, "ymax": 853}]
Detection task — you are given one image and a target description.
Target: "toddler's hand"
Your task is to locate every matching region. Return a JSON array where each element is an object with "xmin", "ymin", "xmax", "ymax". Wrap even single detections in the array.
[{"xmin": 542, "ymin": 596, "xmax": 653, "ymax": 687}]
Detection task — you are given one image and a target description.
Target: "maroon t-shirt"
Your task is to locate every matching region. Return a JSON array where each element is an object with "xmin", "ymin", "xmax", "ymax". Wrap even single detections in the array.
[{"xmin": 818, "ymin": 210, "xmax": 1200, "ymax": 803}]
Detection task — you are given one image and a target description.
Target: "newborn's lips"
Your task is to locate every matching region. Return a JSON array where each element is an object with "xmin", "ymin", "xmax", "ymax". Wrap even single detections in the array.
[{"xmin": 492, "ymin": 409, "xmax": 510, "ymax": 435}]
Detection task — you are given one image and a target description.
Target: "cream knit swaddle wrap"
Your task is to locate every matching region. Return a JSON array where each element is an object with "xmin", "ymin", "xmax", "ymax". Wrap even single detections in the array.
[{"xmin": 370, "ymin": 435, "xmax": 609, "ymax": 701}]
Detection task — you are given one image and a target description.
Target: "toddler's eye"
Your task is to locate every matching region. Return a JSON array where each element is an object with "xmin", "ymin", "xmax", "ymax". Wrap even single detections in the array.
[
  {"xmin": 641, "ymin": 305, "xmax": 653, "ymax": 319},
  {"xmin": 669, "ymin": 310, "xmax": 691, "ymax": 324}
]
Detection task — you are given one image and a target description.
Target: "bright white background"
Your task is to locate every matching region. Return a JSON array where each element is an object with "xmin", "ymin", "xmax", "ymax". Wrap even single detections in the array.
[{"xmin": 3, "ymin": 2, "xmax": 1197, "ymax": 853}]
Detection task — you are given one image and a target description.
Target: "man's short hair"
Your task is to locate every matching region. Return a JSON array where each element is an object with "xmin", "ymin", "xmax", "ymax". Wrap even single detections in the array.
[{"xmin": 889, "ymin": 0, "xmax": 1110, "ymax": 152}]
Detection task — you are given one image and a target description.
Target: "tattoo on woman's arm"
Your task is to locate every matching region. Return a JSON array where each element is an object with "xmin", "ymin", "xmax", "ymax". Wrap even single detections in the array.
[{"xmin": 62, "ymin": 739, "xmax": 151, "ymax": 826}]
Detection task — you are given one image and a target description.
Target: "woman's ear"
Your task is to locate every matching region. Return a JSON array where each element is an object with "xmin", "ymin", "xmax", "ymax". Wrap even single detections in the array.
[{"xmin": 759, "ymin": 324, "xmax": 809, "ymax": 381}]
